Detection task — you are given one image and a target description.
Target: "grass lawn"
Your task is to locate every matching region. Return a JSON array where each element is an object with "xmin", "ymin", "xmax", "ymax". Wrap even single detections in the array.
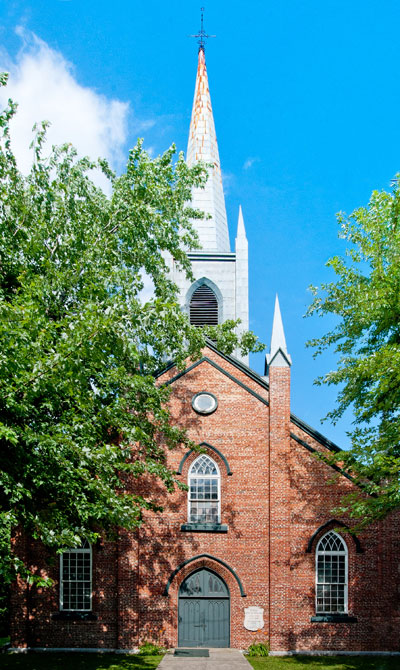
[
  {"xmin": 0, "ymin": 652, "xmax": 164, "ymax": 670},
  {"xmin": 246, "ymin": 656, "xmax": 400, "ymax": 670}
]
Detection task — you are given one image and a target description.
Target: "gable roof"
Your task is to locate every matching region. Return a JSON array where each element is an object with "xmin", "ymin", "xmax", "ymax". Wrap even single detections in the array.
[
  {"xmin": 160, "ymin": 354, "xmax": 269, "ymax": 407},
  {"xmin": 156, "ymin": 341, "xmax": 366, "ymax": 490},
  {"xmin": 156, "ymin": 339, "xmax": 268, "ymax": 392},
  {"xmin": 156, "ymin": 339, "xmax": 342, "ymax": 452}
]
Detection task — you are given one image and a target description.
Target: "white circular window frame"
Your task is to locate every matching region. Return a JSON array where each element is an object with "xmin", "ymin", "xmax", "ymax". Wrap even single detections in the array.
[{"xmin": 191, "ymin": 392, "xmax": 218, "ymax": 415}]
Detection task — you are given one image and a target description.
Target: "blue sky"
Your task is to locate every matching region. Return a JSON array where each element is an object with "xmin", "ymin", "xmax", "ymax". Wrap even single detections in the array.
[{"xmin": 1, "ymin": 0, "xmax": 400, "ymax": 448}]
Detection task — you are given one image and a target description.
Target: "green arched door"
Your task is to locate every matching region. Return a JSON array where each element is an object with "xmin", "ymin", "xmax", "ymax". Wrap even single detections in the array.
[{"xmin": 178, "ymin": 568, "xmax": 230, "ymax": 647}]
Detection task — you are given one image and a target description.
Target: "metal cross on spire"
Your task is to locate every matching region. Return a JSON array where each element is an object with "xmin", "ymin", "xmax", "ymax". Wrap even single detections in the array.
[{"xmin": 190, "ymin": 7, "xmax": 216, "ymax": 53}]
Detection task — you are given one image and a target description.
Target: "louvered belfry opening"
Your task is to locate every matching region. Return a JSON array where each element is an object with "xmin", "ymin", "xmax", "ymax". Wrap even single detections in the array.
[{"xmin": 190, "ymin": 285, "xmax": 219, "ymax": 326}]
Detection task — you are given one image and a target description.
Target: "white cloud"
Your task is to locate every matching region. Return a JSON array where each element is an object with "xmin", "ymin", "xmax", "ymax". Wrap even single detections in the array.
[
  {"xmin": 243, "ymin": 157, "xmax": 260, "ymax": 170},
  {"xmin": 0, "ymin": 27, "xmax": 130, "ymax": 190},
  {"xmin": 222, "ymin": 170, "xmax": 235, "ymax": 195}
]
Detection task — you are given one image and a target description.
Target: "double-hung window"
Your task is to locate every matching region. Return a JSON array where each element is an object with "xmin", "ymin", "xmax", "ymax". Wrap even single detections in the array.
[
  {"xmin": 316, "ymin": 531, "xmax": 348, "ymax": 614},
  {"xmin": 188, "ymin": 455, "xmax": 220, "ymax": 524},
  {"xmin": 60, "ymin": 539, "xmax": 92, "ymax": 611}
]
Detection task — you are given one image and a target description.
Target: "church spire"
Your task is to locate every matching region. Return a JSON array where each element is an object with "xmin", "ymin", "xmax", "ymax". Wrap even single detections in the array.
[
  {"xmin": 187, "ymin": 45, "xmax": 230, "ymax": 251},
  {"xmin": 236, "ymin": 205, "xmax": 247, "ymax": 241},
  {"xmin": 265, "ymin": 295, "xmax": 292, "ymax": 371}
]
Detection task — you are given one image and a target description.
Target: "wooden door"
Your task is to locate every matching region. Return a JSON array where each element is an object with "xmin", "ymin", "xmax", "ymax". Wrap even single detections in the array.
[{"xmin": 178, "ymin": 568, "xmax": 230, "ymax": 647}]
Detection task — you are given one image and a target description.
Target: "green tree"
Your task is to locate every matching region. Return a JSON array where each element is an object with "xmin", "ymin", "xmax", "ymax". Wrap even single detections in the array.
[
  {"xmin": 0, "ymin": 74, "xmax": 263, "ymax": 584},
  {"xmin": 307, "ymin": 176, "xmax": 400, "ymax": 527}
]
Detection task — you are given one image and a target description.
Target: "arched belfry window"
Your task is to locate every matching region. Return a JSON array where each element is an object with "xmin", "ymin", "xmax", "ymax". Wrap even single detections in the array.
[
  {"xmin": 189, "ymin": 285, "xmax": 219, "ymax": 326},
  {"xmin": 188, "ymin": 455, "xmax": 220, "ymax": 524},
  {"xmin": 316, "ymin": 531, "xmax": 348, "ymax": 614}
]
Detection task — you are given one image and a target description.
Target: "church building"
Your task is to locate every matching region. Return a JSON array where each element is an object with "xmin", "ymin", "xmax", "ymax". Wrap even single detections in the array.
[{"xmin": 10, "ymin": 40, "xmax": 400, "ymax": 655}]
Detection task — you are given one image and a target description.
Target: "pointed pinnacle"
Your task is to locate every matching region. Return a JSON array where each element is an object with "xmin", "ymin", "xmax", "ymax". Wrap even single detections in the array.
[
  {"xmin": 270, "ymin": 295, "xmax": 287, "ymax": 354},
  {"xmin": 266, "ymin": 294, "xmax": 292, "ymax": 368},
  {"xmin": 236, "ymin": 205, "xmax": 247, "ymax": 239}
]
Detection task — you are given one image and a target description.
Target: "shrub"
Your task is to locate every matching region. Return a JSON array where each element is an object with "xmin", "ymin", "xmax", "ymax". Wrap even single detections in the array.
[
  {"xmin": 138, "ymin": 640, "xmax": 166, "ymax": 655},
  {"xmin": 246, "ymin": 641, "xmax": 270, "ymax": 657}
]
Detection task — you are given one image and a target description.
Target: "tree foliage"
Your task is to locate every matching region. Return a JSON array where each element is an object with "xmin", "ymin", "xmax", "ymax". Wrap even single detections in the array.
[
  {"xmin": 0, "ymin": 73, "xmax": 263, "ymax": 583},
  {"xmin": 307, "ymin": 176, "xmax": 400, "ymax": 526}
]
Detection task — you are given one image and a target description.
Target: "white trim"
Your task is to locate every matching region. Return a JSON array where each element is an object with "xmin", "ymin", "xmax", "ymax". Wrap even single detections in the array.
[
  {"xmin": 315, "ymin": 531, "xmax": 348, "ymax": 615},
  {"xmin": 60, "ymin": 541, "xmax": 92, "ymax": 612},
  {"xmin": 187, "ymin": 455, "xmax": 221, "ymax": 524}
]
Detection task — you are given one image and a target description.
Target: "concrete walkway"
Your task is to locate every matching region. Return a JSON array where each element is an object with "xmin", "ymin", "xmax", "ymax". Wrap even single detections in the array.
[{"xmin": 158, "ymin": 648, "xmax": 251, "ymax": 669}]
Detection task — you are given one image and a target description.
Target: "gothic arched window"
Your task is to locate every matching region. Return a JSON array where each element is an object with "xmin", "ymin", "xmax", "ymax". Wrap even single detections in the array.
[
  {"xmin": 188, "ymin": 455, "xmax": 220, "ymax": 524},
  {"xmin": 316, "ymin": 531, "xmax": 348, "ymax": 614},
  {"xmin": 189, "ymin": 285, "xmax": 219, "ymax": 326},
  {"xmin": 60, "ymin": 539, "xmax": 92, "ymax": 611}
]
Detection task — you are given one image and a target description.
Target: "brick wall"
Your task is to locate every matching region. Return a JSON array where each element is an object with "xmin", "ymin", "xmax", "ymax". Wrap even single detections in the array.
[
  {"xmin": 269, "ymin": 364, "xmax": 292, "ymax": 651},
  {"xmin": 10, "ymin": 345, "xmax": 400, "ymax": 652}
]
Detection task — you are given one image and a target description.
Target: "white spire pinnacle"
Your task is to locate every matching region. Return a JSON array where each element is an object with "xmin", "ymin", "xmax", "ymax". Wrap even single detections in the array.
[
  {"xmin": 236, "ymin": 205, "xmax": 247, "ymax": 240},
  {"xmin": 266, "ymin": 295, "xmax": 292, "ymax": 369},
  {"xmin": 187, "ymin": 49, "xmax": 230, "ymax": 251}
]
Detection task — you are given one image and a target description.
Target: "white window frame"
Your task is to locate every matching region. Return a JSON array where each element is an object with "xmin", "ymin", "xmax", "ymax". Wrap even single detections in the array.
[
  {"xmin": 315, "ymin": 531, "xmax": 348, "ymax": 614},
  {"xmin": 60, "ymin": 540, "xmax": 92, "ymax": 612},
  {"xmin": 188, "ymin": 455, "xmax": 221, "ymax": 524}
]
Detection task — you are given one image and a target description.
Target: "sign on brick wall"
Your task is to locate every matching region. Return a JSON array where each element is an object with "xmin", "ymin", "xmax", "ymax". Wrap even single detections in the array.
[{"xmin": 244, "ymin": 606, "xmax": 264, "ymax": 631}]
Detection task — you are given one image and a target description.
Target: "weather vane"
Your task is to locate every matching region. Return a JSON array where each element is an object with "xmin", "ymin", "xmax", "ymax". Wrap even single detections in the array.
[{"xmin": 190, "ymin": 7, "xmax": 216, "ymax": 52}]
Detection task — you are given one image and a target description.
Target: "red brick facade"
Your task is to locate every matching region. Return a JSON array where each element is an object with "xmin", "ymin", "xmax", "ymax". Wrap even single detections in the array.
[{"xmin": 10, "ymin": 344, "xmax": 400, "ymax": 653}]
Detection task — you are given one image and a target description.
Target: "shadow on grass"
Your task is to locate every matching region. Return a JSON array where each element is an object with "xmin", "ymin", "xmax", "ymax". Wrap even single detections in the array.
[
  {"xmin": 246, "ymin": 656, "xmax": 400, "ymax": 670},
  {"xmin": 1, "ymin": 652, "xmax": 164, "ymax": 670}
]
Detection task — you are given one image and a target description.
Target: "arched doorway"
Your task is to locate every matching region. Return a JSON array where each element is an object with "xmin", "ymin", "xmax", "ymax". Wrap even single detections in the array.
[{"xmin": 178, "ymin": 568, "xmax": 230, "ymax": 647}]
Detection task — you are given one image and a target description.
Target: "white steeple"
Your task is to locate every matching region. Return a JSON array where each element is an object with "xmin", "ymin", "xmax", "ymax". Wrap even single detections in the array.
[
  {"xmin": 170, "ymin": 40, "xmax": 249, "ymax": 365},
  {"xmin": 235, "ymin": 206, "xmax": 249, "ymax": 357},
  {"xmin": 236, "ymin": 205, "xmax": 246, "ymax": 241},
  {"xmin": 187, "ymin": 47, "xmax": 230, "ymax": 252},
  {"xmin": 266, "ymin": 295, "xmax": 292, "ymax": 369}
]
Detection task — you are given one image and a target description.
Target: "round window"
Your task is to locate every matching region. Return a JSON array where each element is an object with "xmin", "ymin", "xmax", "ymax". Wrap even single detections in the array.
[{"xmin": 191, "ymin": 392, "xmax": 218, "ymax": 415}]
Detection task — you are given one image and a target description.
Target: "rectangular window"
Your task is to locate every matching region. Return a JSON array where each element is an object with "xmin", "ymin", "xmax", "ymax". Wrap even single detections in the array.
[
  {"xmin": 60, "ymin": 544, "xmax": 92, "ymax": 611},
  {"xmin": 189, "ymin": 476, "xmax": 219, "ymax": 523}
]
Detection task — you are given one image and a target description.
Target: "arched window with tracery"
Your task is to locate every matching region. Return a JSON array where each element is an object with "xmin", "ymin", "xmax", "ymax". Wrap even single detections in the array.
[
  {"xmin": 188, "ymin": 455, "xmax": 220, "ymax": 524},
  {"xmin": 60, "ymin": 539, "xmax": 92, "ymax": 611},
  {"xmin": 189, "ymin": 285, "xmax": 219, "ymax": 326},
  {"xmin": 316, "ymin": 531, "xmax": 348, "ymax": 614}
]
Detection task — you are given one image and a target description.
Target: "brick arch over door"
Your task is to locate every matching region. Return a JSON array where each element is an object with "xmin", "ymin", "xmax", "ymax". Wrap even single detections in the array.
[{"xmin": 163, "ymin": 553, "xmax": 246, "ymax": 597}]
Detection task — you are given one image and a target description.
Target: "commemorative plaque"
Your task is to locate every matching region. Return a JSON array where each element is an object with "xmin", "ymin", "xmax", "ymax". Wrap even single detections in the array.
[{"xmin": 244, "ymin": 606, "xmax": 264, "ymax": 631}]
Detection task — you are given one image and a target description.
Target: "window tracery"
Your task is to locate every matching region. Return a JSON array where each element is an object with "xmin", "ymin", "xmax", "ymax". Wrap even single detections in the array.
[{"xmin": 316, "ymin": 531, "xmax": 348, "ymax": 614}]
